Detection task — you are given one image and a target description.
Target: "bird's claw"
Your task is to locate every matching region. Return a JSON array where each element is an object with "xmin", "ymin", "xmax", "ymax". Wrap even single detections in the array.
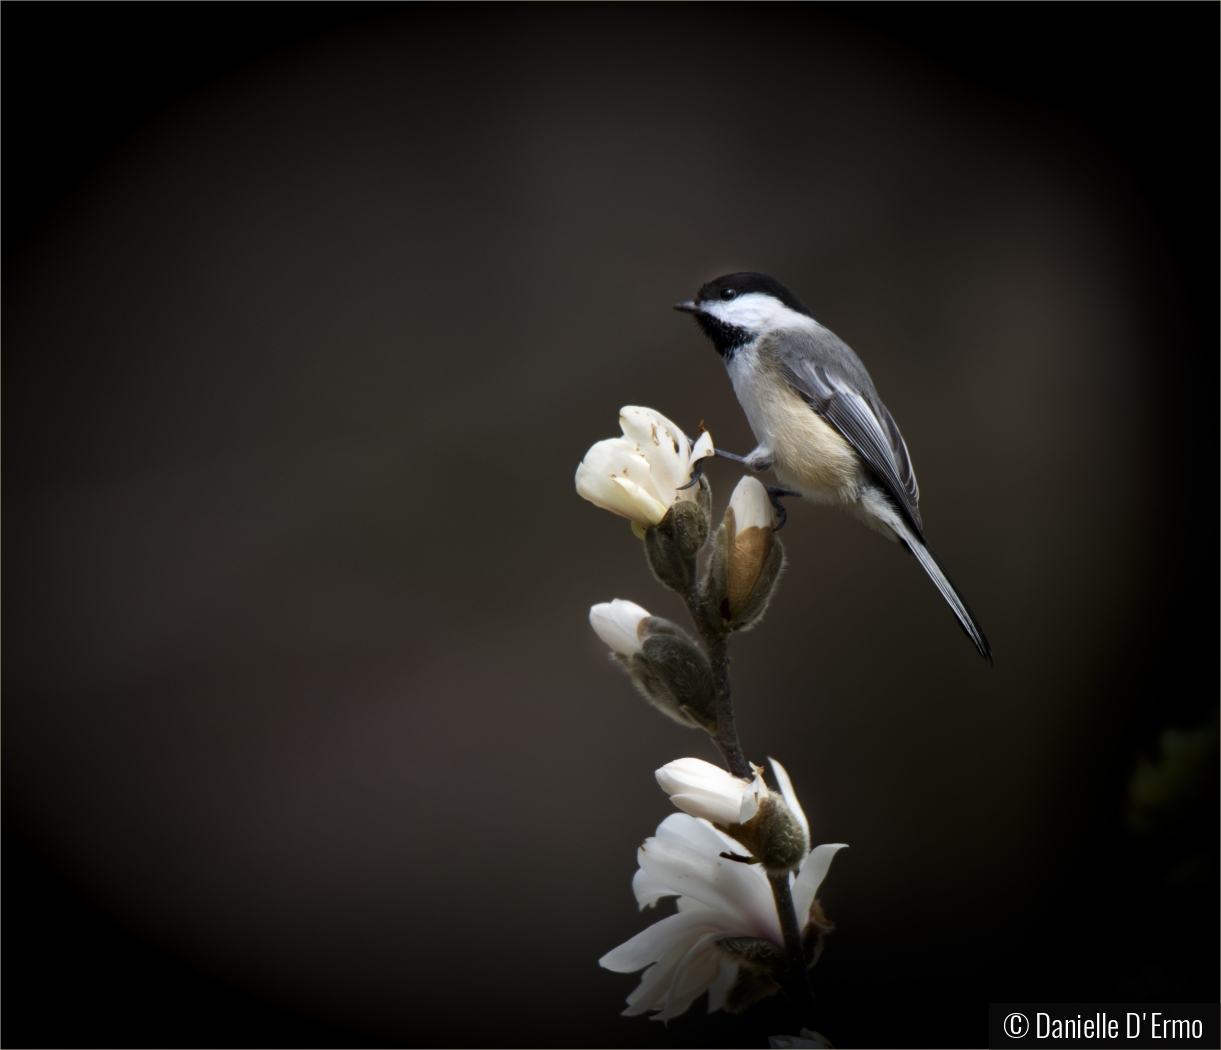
[
  {"xmin": 677, "ymin": 458, "xmax": 705, "ymax": 491},
  {"xmin": 765, "ymin": 486, "xmax": 799, "ymax": 531}
]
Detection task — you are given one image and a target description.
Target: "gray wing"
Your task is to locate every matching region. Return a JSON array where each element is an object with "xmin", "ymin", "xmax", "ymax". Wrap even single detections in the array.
[{"xmin": 778, "ymin": 353, "xmax": 923, "ymax": 537}]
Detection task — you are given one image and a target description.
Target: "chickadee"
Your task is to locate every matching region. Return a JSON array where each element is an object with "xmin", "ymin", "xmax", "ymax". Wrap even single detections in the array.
[{"xmin": 676, "ymin": 272, "xmax": 991, "ymax": 663}]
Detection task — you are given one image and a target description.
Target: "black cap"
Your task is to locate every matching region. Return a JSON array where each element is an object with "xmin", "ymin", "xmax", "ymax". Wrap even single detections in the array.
[{"xmin": 694, "ymin": 272, "xmax": 814, "ymax": 318}]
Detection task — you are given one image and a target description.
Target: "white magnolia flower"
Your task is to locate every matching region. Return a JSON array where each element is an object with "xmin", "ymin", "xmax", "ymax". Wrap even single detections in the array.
[
  {"xmin": 575, "ymin": 406, "xmax": 715, "ymax": 529},
  {"xmin": 589, "ymin": 599, "xmax": 651, "ymax": 657},
  {"xmin": 599, "ymin": 809, "xmax": 846, "ymax": 1021},
  {"xmin": 655, "ymin": 756, "xmax": 768, "ymax": 826}
]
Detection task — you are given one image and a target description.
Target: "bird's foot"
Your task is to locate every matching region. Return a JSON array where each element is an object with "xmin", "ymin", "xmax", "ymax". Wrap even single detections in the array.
[
  {"xmin": 676, "ymin": 457, "xmax": 705, "ymax": 491},
  {"xmin": 765, "ymin": 486, "xmax": 799, "ymax": 531},
  {"xmin": 681, "ymin": 446, "xmax": 757, "ymax": 488},
  {"xmin": 717, "ymin": 448, "xmax": 774, "ymax": 472}
]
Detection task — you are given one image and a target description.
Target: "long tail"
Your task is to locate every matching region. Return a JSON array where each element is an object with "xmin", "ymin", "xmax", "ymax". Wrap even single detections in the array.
[{"xmin": 887, "ymin": 512, "xmax": 992, "ymax": 664}]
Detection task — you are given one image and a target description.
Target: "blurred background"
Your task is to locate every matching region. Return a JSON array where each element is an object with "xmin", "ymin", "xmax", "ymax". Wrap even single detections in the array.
[{"xmin": 3, "ymin": 6, "xmax": 1216, "ymax": 1048}]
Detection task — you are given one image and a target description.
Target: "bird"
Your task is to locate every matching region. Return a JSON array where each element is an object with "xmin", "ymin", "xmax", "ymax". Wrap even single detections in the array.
[{"xmin": 675, "ymin": 271, "xmax": 991, "ymax": 663}]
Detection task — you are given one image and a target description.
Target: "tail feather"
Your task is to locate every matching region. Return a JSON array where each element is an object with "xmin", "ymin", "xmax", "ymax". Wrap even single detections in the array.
[{"xmin": 890, "ymin": 515, "xmax": 992, "ymax": 664}]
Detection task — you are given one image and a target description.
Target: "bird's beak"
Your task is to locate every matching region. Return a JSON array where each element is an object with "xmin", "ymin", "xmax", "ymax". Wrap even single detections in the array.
[{"xmin": 673, "ymin": 301, "xmax": 699, "ymax": 314}]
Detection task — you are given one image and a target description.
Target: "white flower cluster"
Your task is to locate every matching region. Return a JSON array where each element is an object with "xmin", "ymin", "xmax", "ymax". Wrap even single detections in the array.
[
  {"xmin": 600, "ymin": 758, "xmax": 846, "ymax": 1021},
  {"xmin": 576, "ymin": 403, "xmax": 842, "ymax": 1026}
]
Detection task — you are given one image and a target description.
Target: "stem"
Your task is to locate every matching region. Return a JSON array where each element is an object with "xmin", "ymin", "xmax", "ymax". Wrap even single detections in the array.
[
  {"xmin": 681, "ymin": 583, "xmax": 750, "ymax": 779},
  {"xmin": 769, "ymin": 872, "xmax": 818, "ymax": 1024},
  {"xmin": 680, "ymin": 576, "xmax": 817, "ymax": 1025}
]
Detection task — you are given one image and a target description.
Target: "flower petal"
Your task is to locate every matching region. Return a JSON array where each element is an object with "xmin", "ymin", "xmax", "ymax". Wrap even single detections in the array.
[
  {"xmin": 622, "ymin": 935, "xmax": 700, "ymax": 1016},
  {"xmin": 658, "ymin": 759, "xmax": 753, "ymax": 805},
  {"xmin": 576, "ymin": 436, "xmax": 641, "ymax": 478},
  {"xmin": 768, "ymin": 757, "xmax": 809, "ymax": 842},
  {"xmin": 633, "ymin": 816, "xmax": 780, "ymax": 940},
  {"xmin": 576, "ymin": 459, "xmax": 668, "ymax": 523},
  {"xmin": 729, "ymin": 475, "xmax": 776, "ymax": 531},
  {"xmin": 652, "ymin": 810, "xmax": 732, "ymax": 853},
  {"xmin": 589, "ymin": 599, "xmax": 650, "ymax": 656},
  {"xmin": 658, "ymin": 758, "xmax": 765, "ymax": 827},
  {"xmin": 792, "ymin": 843, "xmax": 847, "ymax": 922},
  {"xmin": 657, "ymin": 756, "xmax": 738, "ymax": 787},
  {"xmin": 669, "ymin": 792, "xmax": 741, "ymax": 826},
  {"xmin": 619, "ymin": 406, "xmax": 690, "ymax": 505},
  {"xmin": 616, "ymin": 919, "xmax": 724, "ymax": 1019},
  {"xmin": 634, "ymin": 814, "xmax": 745, "ymax": 909},
  {"xmin": 607, "ymin": 477, "xmax": 669, "ymax": 524},
  {"xmin": 706, "ymin": 958, "xmax": 738, "ymax": 1013},
  {"xmin": 691, "ymin": 430, "xmax": 716, "ymax": 462},
  {"xmin": 634, "ymin": 821, "xmax": 749, "ymax": 913},
  {"xmin": 655, "ymin": 931, "xmax": 723, "ymax": 1021},
  {"xmin": 675, "ymin": 896, "xmax": 717, "ymax": 913},
  {"xmin": 622, "ymin": 961, "xmax": 669, "ymax": 1017},
  {"xmin": 575, "ymin": 437, "xmax": 670, "ymax": 521},
  {"xmin": 600, "ymin": 908, "xmax": 721, "ymax": 974},
  {"xmin": 622, "ymin": 960, "xmax": 674, "ymax": 1016},
  {"xmin": 739, "ymin": 774, "xmax": 766, "ymax": 824}
]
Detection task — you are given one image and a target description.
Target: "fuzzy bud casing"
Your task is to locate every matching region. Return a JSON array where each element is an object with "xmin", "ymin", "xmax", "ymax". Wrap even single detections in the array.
[
  {"xmin": 695, "ymin": 470, "xmax": 713, "ymax": 522},
  {"xmin": 621, "ymin": 618, "xmax": 717, "ymax": 732},
  {"xmin": 722, "ymin": 793, "xmax": 808, "ymax": 876},
  {"xmin": 715, "ymin": 937, "xmax": 787, "ymax": 1012},
  {"xmin": 644, "ymin": 479, "xmax": 711, "ymax": 592}
]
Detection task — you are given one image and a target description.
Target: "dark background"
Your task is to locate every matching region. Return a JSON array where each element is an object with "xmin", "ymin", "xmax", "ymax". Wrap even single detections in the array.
[{"xmin": 3, "ymin": 5, "xmax": 1217, "ymax": 1048}]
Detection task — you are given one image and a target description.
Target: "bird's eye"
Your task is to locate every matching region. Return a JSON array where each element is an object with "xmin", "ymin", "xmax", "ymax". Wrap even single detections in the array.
[{"xmin": 720, "ymin": 287, "xmax": 736, "ymax": 300}]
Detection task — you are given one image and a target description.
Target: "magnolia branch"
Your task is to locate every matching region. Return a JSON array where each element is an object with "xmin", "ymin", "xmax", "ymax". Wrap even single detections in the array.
[
  {"xmin": 581, "ymin": 407, "xmax": 843, "ymax": 1033},
  {"xmin": 681, "ymin": 581, "xmax": 750, "ymax": 780},
  {"xmin": 770, "ymin": 872, "xmax": 820, "ymax": 1021},
  {"xmin": 681, "ymin": 579, "xmax": 818, "ymax": 1023}
]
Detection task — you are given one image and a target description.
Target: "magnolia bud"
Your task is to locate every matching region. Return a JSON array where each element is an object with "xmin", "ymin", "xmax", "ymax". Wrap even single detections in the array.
[
  {"xmin": 702, "ymin": 476, "xmax": 785, "ymax": 631},
  {"xmin": 593, "ymin": 614, "xmax": 716, "ymax": 732},
  {"xmin": 655, "ymin": 756, "xmax": 805, "ymax": 872},
  {"xmin": 588, "ymin": 599, "xmax": 651, "ymax": 656},
  {"xmin": 726, "ymin": 475, "xmax": 776, "ymax": 604},
  {"xmin": 655, "ymin": 757, "xmax": 765, "ymax": 825},
  {"xmin": 644, "ymin": 496, "xmax": 710, "ymax": 592},
  {"xmin": 630, "ymin": 623, "xmax": 718, "ymax": 732}
]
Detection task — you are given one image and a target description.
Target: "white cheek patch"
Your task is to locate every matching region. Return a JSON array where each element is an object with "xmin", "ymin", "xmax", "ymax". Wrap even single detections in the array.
[{"xmin": 700, "ymin": 292, "xmax": 819, "ymax": 334}]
